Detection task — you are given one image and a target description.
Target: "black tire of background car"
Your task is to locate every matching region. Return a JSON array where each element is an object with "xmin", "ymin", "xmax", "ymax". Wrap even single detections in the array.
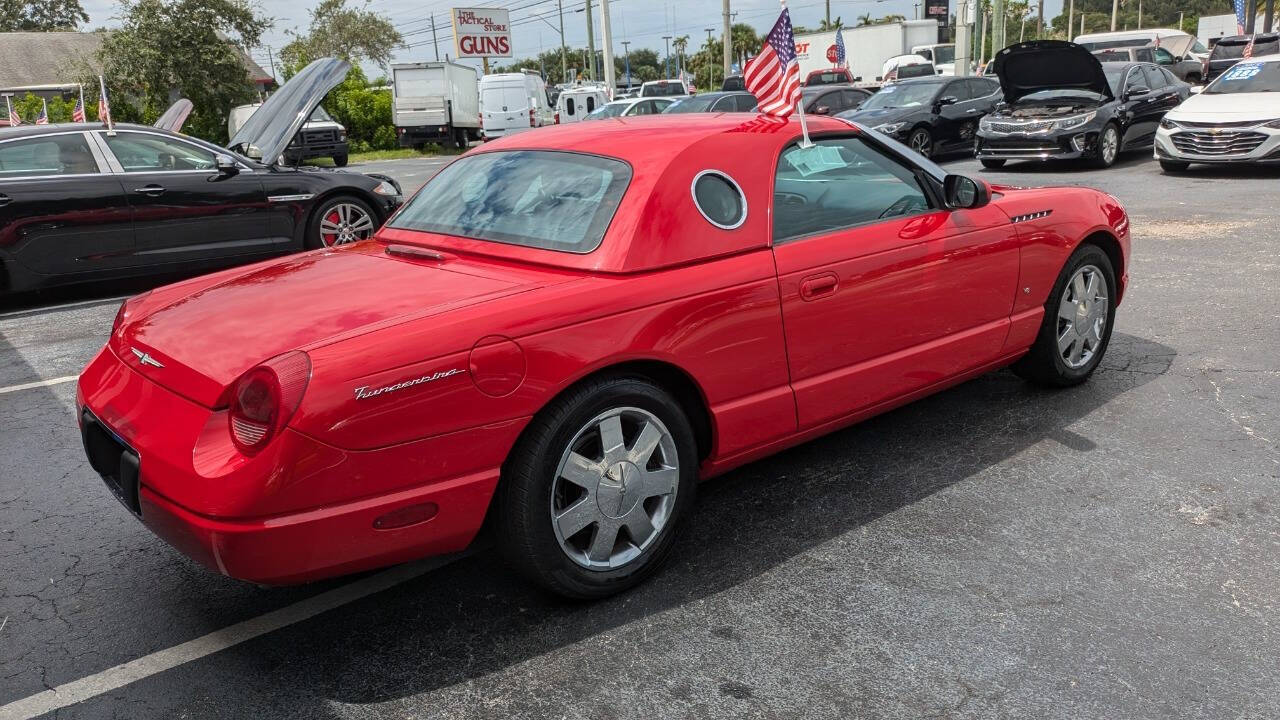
[
  {"xmin": 497, "ymin": 375, "xmax": 698, "ymax": 600},
  {"xmin": 333, "ymin": 154, "xmax": 349, "ymax": 167},
  {"xmin": 1012, "ymin": 243, "xmax": 1117, "ymax": 387},
  {"xmin": 980, "ymin": 158, "xmax": 1006, "ymax": 169},
  {"xmin": 1091, "ymin": 123, "xmax": 1120, "ymax": 169},
  {"xmin": 908, "ymin": 127, "xmax": 933, "ymax": 157},
  {"xmin": 454, "ymin": 128, "xmax": 468, "ymax": 150},
  {"xmin": 305, "ymin": 194, "xmax": 378, "ymax": 250},
  {"xmin": 1159, "ymin": 159, "xmax": 1190, "ymax": 173}
]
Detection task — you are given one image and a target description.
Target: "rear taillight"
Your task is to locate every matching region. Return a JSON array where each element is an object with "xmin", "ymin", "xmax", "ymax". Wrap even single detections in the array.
[
  {"xmin": 529, "ymin": 108, "xmax": 536, "ymax": 127},
  {"xmin": 554, "ymin": 112, "xmax": 560, "ymax": 124},
  {"xmin": 228, "ymin": 351, "xmax": 311, "ymax": 455}
]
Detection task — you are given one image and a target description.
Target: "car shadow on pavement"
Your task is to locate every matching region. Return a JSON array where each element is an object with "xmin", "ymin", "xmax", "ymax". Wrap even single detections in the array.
[
  {"xmin": 113, "ymin": 331, "xmax": 1178, "ymax": 717},
  {"xmin": 977, "ymin": 153, "xmax": 1154, "ymax": 174}
]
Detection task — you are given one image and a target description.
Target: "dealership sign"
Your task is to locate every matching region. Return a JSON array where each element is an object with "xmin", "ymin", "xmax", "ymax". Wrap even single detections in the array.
[
  {"xmin": 925, "ymin": 0, "xmax": 949, "ymax": 18},
  {"xmin": 452, "ymin": 7, "xmax": 513, "ymax": 57}
]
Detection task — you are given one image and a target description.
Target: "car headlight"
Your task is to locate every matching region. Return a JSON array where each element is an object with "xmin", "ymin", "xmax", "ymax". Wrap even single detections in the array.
[
  {"xmin": 1054, "ymin": 111, "xmax": 1097, "ymax": 131},
  {"xmin": 339, "ymin": 132, "xmax": 347, "ymax": 141},
  {"xmin": 1160, "ymin": 117, "xmax": 1181, "ymax": 130},
  {"xmin": 373, "ymin": 181, "xmax": 400, "ymax": 196},
  {"xmin": 979, "ymin": 116, "xmax": 995, "ymax": 131},
  {"xmin": 874, "ymin": 122, "xmax": 906, "ymax": 134}
]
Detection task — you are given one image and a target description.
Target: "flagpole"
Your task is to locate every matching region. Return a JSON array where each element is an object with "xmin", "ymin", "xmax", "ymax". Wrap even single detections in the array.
[
  {"xmin": 4, "ymin": 96, "xmax": 11, "ymax": 125},
  {"xmin": 795, "ymin": 73, "xmax": 813, "ymax": 148},
  {"xmin": 78, "ymin": 83, "xmax": 85, "ymax": 123}
]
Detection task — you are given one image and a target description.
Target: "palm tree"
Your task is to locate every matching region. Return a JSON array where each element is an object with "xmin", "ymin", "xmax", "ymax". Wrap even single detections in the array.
[
  {"xmin": 819, "ymin": 16, "xmax": 843, "ymax": 30},
  {"xmin": 673, "ymin": 35, "xmax": 689, "ymax": 75},
  {"xmin": 857, "ymin": 13, "xmax": 873, "ymax": 26}
]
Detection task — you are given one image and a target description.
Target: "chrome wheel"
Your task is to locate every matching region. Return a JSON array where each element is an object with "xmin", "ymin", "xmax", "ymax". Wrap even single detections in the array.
[
  {"xmin": 318, "ymin": 202, "xmax": 375, "ymax": 246},
  {"xmin": 1056, "ymin": 264, "xmax": 1109, "ymax": 369},
  {"xmin": 909, "ymin": 129, "xmax": 932, "ymax": 156},
  {"xmin": 551, "ymin": 407, "xmax": 680, "ymax": 571},
  {"xmin": 1100, "ymin": 126, "xmax": 1118, "ymax": 164},
  {"xmin": 958, "ymin": 120, "xmax": 976, "ymax": 141}
]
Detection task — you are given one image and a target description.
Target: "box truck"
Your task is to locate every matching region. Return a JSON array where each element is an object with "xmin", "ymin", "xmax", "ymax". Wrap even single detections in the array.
[
  {"xmin": 794, "ymin": 21, "xmax": 946, "ymax": 83},
  {"xmin": 391, "ymin": 61, "xmax": 481, "ymax": 149}
]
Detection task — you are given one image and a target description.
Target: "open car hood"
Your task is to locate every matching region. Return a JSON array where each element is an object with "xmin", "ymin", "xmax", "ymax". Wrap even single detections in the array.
[
  {"xmin": 153, "ymin": 99, "xmax": 193, "ymax": 133},
  {"xmin": 1159, "ymin": 34, "xmax": 1195, "ymax": 59},
  {"xmin": 227, "ymin": 57, "xmax": 348, "ymax": 164},
  {"xmin": 993, "ymin": 40, "xmax": 1114, "ymax": 104}
]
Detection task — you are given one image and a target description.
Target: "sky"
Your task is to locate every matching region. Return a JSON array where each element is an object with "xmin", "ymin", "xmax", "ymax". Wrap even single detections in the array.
[{"xmin": 82, "ymin": 0, "xmax": 1073, "ymax": 80}]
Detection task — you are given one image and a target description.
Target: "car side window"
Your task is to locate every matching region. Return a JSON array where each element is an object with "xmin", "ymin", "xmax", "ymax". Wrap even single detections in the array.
[
  {"xmin": 965, "ymin": 79, "xmax": 994, "ymax": 100},
  {"xmin": 1160, "ymin": 67, "xmax": 1179, "ymax": 84},
  {"xmin": 586, "ymin": 96, "xmax": 597, "ymax": 113},
  {"xmin": 1124, "ymin": 67, "xmax": 1147, "ymax": 93},
  {"xmin": 734, "ymin": 94, "xmax": 758, "ymax": 111},
  {"xmin": 0, "ymin": 133, "xmax": 99, "ymax": 179},
  {"xmin": 709, "ymin": 95, "xmax": 734, "ymax": 112},
  {"xmin": 1153, "ymin": 48, "xmax": 1175, "ymax": 65},
  {"xmin": 843, "ymin": 89, "xmax": 870, "ymax": 110},
  {"xmin": 1142, "ymin": 65, "xmax": 1167, "ymax": 90},
  {"xmin": 102, "ymin": 132, "xmax": 216, "ymax": 172},
  {"xmin": 773, "ymin": 136, "xmax": 932, "ymax": 244},
  {"xmin": 1135, "ymin": 48, "xmax": 1153, "ymax": 62},
  {"xmin": 565, "ymin": 97, "xmax": 576, "ymax": 115},
  {"xmin": 945, "ymin": 80, "xmax": 973, "ymax": 101}
]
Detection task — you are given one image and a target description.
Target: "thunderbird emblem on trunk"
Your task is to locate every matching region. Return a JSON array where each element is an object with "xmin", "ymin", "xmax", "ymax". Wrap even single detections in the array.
[{"xmin": 130, "ymin": 347, "xmax": 164, "ymax": 368}]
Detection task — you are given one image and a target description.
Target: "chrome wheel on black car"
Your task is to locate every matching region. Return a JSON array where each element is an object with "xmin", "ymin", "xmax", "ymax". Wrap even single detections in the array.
[
  {"xmin": 308, "ymin": 195, "xmax": 378, "ymax": 249},
  {"xmin": 908, "ymin": 127, "xmax": 933, "ymax": 157},
  {"xmin": 1092, "ymin": 124, "xmax": 1120, "ymax": 168}
]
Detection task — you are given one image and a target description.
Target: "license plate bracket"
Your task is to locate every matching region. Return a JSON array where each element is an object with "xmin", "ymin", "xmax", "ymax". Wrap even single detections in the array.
[{"xmin": 81, "ymin": 410, "xmax": 142, "ymax": 516}]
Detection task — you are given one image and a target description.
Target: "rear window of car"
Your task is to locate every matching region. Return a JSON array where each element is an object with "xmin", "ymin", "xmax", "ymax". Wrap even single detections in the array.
[
  {"xmin": 388, "ymin": 150, "xmax": 631, "ymax": 254},
  {"xmin": 642, "ymin": 82, "xmax": 685, "ymax": 97}
]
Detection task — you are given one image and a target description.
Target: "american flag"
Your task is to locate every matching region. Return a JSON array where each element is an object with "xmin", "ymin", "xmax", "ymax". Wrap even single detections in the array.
[
  {"xmin": 35, "ymin": 99, "xmax": 48, "ymax": 125},
  {"xmin": 97, "ymin": 76, "xmax": 112, "ymax": 126},
  {"xmin": 1235, "ymin": 0, "xmax": 1248, "ymax": 34},
  {"xmin": 7, "ymin": 102, "xmax": 19, "ymax": 127},
  {"xmin": 744, "ymin": 7, "xmax": 802, "ymax": 117},
  {"xmin": 835, "ymin": 27, "xmax": 846, "ymax": 67},
  {"xmin": 1243, "ymin": 33, "xmax": 1256, "ymax": 59},
  {"xmin": 72, "ymin": 96, "xmax": 86, "ymax": 122}
]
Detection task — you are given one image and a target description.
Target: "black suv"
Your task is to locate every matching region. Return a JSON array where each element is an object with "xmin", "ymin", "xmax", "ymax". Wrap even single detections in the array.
[{"xmin": 1205, "ymin": 34, "xmax": 1280, "ymax": 82}]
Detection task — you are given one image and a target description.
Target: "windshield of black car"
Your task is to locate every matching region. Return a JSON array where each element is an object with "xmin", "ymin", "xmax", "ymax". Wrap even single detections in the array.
[
  {"xmin": 860, "ymin": 82, "xmax": 941, "ymax": 109},
  {"xmin": 388, "ymin": 150, "xmax": 631, "ymax": 254},
  {"xmin": 664, "ymin": 95, "xmax": 717, "ymax": 112},
  {"xmin": 642, "ymin": 82, "xmax": 685, "ymax": 97},
  {"xmin": 1205, "ymin": 61, "xmax": 1280, "ymax": 93}
]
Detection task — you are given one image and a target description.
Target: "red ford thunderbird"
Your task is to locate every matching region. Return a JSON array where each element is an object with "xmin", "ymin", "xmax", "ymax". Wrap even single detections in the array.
[{"xmin": 78, "ymin": 114, "xmax": 1130, "ymax": 599}]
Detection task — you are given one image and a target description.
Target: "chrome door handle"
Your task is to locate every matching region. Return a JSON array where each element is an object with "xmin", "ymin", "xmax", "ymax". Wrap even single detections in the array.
[
  {"xmin": 134, "ymin": 185, "xmax": 165, "ymax": 196},
  {"xmin": 966, "ymin": 108, "xmax": 981, "ymax": 113},
  {"xmin": 0, "ymin": 193, "xmax": 11, "ymax": 207}
]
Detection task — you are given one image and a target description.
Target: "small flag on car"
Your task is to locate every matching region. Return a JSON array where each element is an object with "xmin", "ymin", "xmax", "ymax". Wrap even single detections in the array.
[
  {"xmin": 744, "ymin": 3, "xmax": 802, "ymax": 118},
  {"xmin": 5, "ymin": 96, "xmax": 19, "ymax": 126},
  {"xmin": 72, "ymin": 94, "xmax": 86, "ymax": 123},
  {"xmin": 97, "ymin": 75, "xmax": 113, "ymax": 132},
  {"xmin": 35, "ymin": 98, "xmax": 48, "ymax": 125},
  {"xmin": 835, "ymin": 27, "xmax": 846, "ymax": 68},
  {"xmin": 1243, "ymin": 33, "xmax": 1256, "ymax": 59}
]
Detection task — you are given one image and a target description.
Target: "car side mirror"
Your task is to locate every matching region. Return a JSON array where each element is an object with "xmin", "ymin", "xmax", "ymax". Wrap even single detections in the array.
[
  {"xmin": 1125, "ymin": 85, "xmax": 1150, "ymax": 100},
  {"xmin": 814, "ymin": 105, "xmax": 831, "ymax": 115},
  {"xmin": 943, "ymin": 174, "xmax": 991, "ymax": 210},
  {"xmin": 214, "ymin": 153, "xmax": 239, "ymax": 178},
  {"xmin": 937, "ymin": 95, "xmax": 958, "ymax": 106}
]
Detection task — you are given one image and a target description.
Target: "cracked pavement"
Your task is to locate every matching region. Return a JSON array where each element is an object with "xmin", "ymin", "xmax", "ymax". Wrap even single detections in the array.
[{"xmin": 0, "ymin": 153, "xmax": 1277, "ymax": 719}]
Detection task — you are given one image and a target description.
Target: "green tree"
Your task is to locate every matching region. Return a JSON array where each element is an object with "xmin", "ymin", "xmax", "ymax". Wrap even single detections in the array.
[
  {"xmin": 857, "ymin": 13, "xmax": 873, "ymax": 26},
  {"xmin": 280, "ymin": 0, "xmax": 402, "ymax": 72},
  {"xmin": 819, "ymin": 16, "xmax": 843, "ymax": 30},
  {"xmin": 95, "ymin": 0, "xmax": 267, "ymax": 142},
  {"xmin": 323, "ymin": 65, "xmax": 396, "ymax": 151},
  {"xmin": 0, "ymin": 0, "xmax": 88, "ymax": 31}
]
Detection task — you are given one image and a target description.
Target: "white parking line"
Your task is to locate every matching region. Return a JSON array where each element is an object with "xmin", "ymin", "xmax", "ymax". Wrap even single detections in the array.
[
  {"xmin": 0, "ymin": 555, "xmax": 457, "ymax": 719},
  {"xmin": 0, "ymin": 376, "xmax": 79, "ymax": 395}
]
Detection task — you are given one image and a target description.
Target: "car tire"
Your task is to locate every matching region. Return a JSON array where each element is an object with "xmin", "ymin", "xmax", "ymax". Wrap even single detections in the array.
[
  {"xmin": 453, "ymin": 128, "xmax": 468, "ymax": 149},
  {"xmin": 1012, "ymin": 243, "xmax": 1117, "ymax": 387},
  {"xmin": 333, "ymin": 154, "xmax": 348, "ymax": 167},
  {"xmin": 305, "ymin": 195, "xmax": 379, "ymax": 249},
  {"xmin": 1159, "ymin": 159, "xmax": 1190, "ymax": 172},
  {"xmin": 907, "ymin": 127, "xmax": 933, "ymax": 157},
  {"xmin": 497, "ymin": 375, "xmax": 698, "ymax": 600},
  {"xmin": 980, "ymin": 158, "xmax": 1007, "ymax": 168},
  {"xmin": 1186, "ymin": 73, "xmax": 1201, "ymax": 84},
  {"xmin": 1091, "ymin": 123, "xmax": 1120, "ymax": 168}
]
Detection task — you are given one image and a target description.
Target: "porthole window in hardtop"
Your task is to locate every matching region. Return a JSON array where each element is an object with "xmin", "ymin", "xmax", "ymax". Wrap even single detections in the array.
[{"xmin": 692, "ymin": 171, "xmax": 747, "ymax": 229}]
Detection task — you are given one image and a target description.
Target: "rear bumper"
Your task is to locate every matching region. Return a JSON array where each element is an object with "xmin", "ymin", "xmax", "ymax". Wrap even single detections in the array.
[
  {"xmin": 397, "ymin": 125, "xmax": 458, "ymax": 145},
  {"xmin": 77, "ymin": 345, "xmax": 509, "ymax": 584}
]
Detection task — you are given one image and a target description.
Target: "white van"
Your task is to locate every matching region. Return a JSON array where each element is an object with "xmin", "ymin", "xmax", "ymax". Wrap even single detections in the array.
[
  {"xmin": 556, "ymin": 85, "xmax": 610, "ymax": 123},
  {"xmin": 479, "ymin": 71, "xmax": 555, "ymax": 140},
  {"xmin": 1074, "ymin": 28, "xmax": 1209, "ymax": 61}
]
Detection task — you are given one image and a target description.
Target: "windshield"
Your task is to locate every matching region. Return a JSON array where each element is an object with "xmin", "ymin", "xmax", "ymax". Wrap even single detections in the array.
[
  {"xmin": 664, "ymin": 95, "xmax": 717, "ymax": 113},
  {"xmin": 310, "ymin": 106, "xmax": 333, "ymax": 122},
  {"xmin": 931, "ymin": 45, "xmax": 955, "ymax": 64},
  {"xmin": 1205, "ymin": 61, "xmax": 1280, "ymax": 93},
  {"xmin": 388, "ymin": 150, "xmax": 631, "ymax": 254},
  {"xmin": 1212, "ymin": 38, "xmax": 1280, "ymax": 60},
  {"xmin": 808, "ymin": 71, "xmax": 848, "ymax": 86},
  {"xmin": 586, "ymin": 102, "xmax": 629, "ymax": 119},
  {"xmin": 860, "ymin": 83, "xmax": 941, "ymax": 109},
  {"xmin": 642, "ymin": 82, "xmax": 685, "ymax": 97}
]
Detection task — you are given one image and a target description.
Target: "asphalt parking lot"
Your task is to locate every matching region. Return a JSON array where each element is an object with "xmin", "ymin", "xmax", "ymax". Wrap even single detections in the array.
[{"xmin": 1, "ymin": 150, "xmax": 1278, "ymax": 719}]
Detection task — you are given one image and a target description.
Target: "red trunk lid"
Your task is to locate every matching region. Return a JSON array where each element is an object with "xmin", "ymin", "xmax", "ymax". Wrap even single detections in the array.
[{"xmin": 114, "ymin": 248, "xmax": 531, "ymax": 407}]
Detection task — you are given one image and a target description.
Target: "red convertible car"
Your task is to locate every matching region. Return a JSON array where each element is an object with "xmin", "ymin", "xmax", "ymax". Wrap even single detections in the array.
[{"xmin": 79, "ymin": 114, "xmax": 1130, "ymax": 598}]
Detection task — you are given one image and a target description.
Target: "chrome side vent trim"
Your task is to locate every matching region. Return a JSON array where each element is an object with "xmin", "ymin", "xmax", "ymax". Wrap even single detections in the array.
[{"xmin": 1010, "ymin": 210, "xmax": 1053, "ymax": 223}]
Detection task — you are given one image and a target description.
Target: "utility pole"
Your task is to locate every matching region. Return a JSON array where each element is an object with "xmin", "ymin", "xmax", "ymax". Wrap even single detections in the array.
[
  {"xmin": 1246, "ymin": 0, "xmax": 1257, "ymax": 33},
  {"xmin": 1068, "ymin": 0, "xmax": 1075, "ymax": 40},
  {"xmin": 722, "ymin": 0, "xmax": 732, "ymax": 78},
  {"xmin": 825, "ymin": 0, "xmax": 831, "ymax": 27},
  {"xmin": 601, "ymin": 0, "xmax": 616, "ymax": 96},
  {"xmin": 621, "ymin": 40, "xmax": 632, "ymax": 89},
  {"xmin": 1081, "ymin": 12, "xmax": 1085, "ymax": 35},
  {"xmin": 1037, "ymin": 0, "xmax": 1044, "ymax": 37},
  {"xmin": 955, "ymin": 0, "xmax": 971, "ymax": 75},
  {"xmin": 1178, "ymin": 10, "xmax": 1183, "ymax": 31},
  {"xmin": 977, "ymin": 3, "xmax": 986, "ymax": 65},
  {"xmin": 705, "ymin": 28, "xmax": 716, "ymax": 88},
  {"xmin": 266, "ymin": 46, "xmax": 277, "ymax": 82},
  {"xmin": 585, "ymin": 0, "xmax": 596, "ymax": 80},
  {"xmin": 1267, "ymin": 0, "xmax": 1275, "ymax": 32},
  {"xmin": 431, "ymin": 15, "xmax": 440, "ymax": 61},
  {"xmin": 1137, "ymin": 0, "xmax": 1142, "ymax": 28},
  {"xmin": 663, "ymin": 35, "xmax": 673, "ymax": 78},
  {"xmin": 1110, "ymin": 0, "xmax": 1118, "ymax": 31},
  {"xmin": 558, "ymin": 0, "xmax": 567, "ymax": 82}
]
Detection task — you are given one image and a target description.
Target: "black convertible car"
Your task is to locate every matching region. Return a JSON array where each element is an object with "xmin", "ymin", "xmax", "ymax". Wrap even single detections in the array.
[
  {"xmin": 837, "ymin": 75, "xmax": 1002, "ymax": 158},
  {"xmin": 975, "ymin": 40, "xmax": 1189, "ymax": 169},
  {"xmin": 0, "ymin": 58, "xmax": 402, "ymax": 297}
]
